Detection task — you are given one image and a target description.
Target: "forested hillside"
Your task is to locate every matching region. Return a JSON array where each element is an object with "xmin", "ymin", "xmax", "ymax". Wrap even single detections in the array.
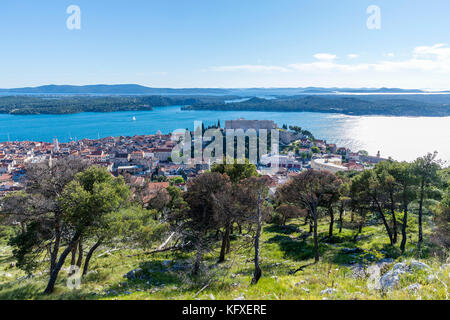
[
  {"xmin": 0, "ymin": 95, "xmax": 233, "ymax": 115},
  {"xmin": 183, "ymin": 96, "xmax": 450, "ymax": 117},
  {"xmin": 0, "ymin": 154, "xmax": 448, "ymax": 300},
  {"xmin": 2, "ymin": 93, "xmax": 450, "ymax": 116}
]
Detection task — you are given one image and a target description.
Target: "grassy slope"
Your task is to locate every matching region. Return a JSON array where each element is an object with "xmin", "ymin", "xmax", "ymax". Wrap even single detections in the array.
[{"xmin": 0, "ymin": 213, "xmax": 448, "ymax": 300}]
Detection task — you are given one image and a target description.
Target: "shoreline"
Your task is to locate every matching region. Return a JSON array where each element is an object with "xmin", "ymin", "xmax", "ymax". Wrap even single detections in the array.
[{"xmin": 1, "ymin": 107, "xmax": 450, "ymax": 118}]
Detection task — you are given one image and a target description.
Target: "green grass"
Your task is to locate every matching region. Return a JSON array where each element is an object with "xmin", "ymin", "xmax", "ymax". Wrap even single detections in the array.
[{"xmin": 0, "ymin": 215, "xmax": 448, "ymax": 300}]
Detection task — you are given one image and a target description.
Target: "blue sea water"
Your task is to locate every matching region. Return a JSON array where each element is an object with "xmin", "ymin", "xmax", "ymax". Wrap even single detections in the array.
[{"xmin": 0, "ymin": 106, "xmax": 449, "ymax": 162}]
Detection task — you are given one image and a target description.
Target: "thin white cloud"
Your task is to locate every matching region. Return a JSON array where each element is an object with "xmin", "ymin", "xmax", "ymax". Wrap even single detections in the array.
[
  {"xmin": 313, "ymin": 53, "xmax": 337, "ymax": 61},
  {"xmin": 209, "ymin": 65, "xmax": 291, "ymax": 73},
  {"xmin": 347, "ymin": 54, "xmax": 359, "ymax": 59},
  {"xmin": 413, "ymin": 43, "xmax": 450, "ymax": 60},
  {"xmin": 289, "ymin": 61, "xmax": 371, "ymax": 72},
  {"xmin": 208, "ymin": 44, "xmax": 450, "ymax": 75},
  {"xmin": 292, "ymin": 44, "xmax": 450, "ymax": 73}
]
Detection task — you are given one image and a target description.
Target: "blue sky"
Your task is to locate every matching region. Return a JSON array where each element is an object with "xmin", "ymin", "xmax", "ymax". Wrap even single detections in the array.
[{"xmin": 1, "ymin": 0, "xmax": 450, "ymax": 89}]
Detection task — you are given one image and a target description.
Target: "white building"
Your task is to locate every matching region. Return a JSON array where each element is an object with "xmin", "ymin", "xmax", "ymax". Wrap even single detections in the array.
[
  {"xmin": 311, "ymin": 157, "xmax": 348, "ymax": 173},
  {"xmin": 260, "ymin": 152, "xmax": 302, "ymax": 169}
]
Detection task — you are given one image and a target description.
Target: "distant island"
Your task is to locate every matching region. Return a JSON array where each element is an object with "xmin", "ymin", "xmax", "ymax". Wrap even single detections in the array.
[
  {"xmin": 183, "ymin": 95, "xmax": 450, "ymax": 117},
  {"xmin": 1, "ymin": 84, "xmax": 450, "ymax": 116},
  {"xmin": 0, "ymin": 95, "xmax": 233, "ymax": 115}
]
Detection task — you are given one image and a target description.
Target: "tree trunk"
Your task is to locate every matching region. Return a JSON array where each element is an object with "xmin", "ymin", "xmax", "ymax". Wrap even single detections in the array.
[
  {"xmin": 225, "ymin": 230, "xmax": 231, "ymax": 254},
  {"xmin": 50, "ymin": 218, "xmax": 62, "ymax": 274},
  {"xmin": 375, "ymin": 200, "xmax": 393, "ymax": 245},
  {"xmin": 339, "ymin": 202, "xmax": 344, "ymax": 233},
  {"xmin": 358, "ymin": 208, "xmax": 365, "ymax": 234},
  {"xmin": 354, "ymin": 208, "xmax": 366, "ymax": 241},
  {"xmin": 70, "ymin": 247, "xmax": 77, "ymax": 266},
  {"xmin": 251, "ymin": 193, "xmax": 262, "ymax": 285},
  {"xmin": 44, "ymin": 231, "xmax": 81, "ymax": 294},
  {"xmin": 400, "ymin": 198, "xmax": 408, "ymax": 254},
  {"xmin": 328, "ymin": 206, "xmax": 334, "ymax": 238},
  {"xmin": 390, "ymin": 193, "xmax": 398, "ymax": 244},
  {"xmin": 218, "ymin": 224, "xmax": 231, "ymax": 263},
  {"xmin": 192, "ymin": 235, "xmax": 204, "ymax": 276},
  {"xmin": 82, "ymin": 238, "xmax": 103, "ymax": 276},
  {"xmin": 69, "ymin": 243, "xmax": 77, "ymax": 275},
  {"xmin": 312, "ymin": 207, "xmax": 319, "ymax": 263},
  {"xmin": 76, "ymin": 238, "xmax": 83, "ymax": 268},
  {"xmin": 418, "ymin": 180, "xmax": 425, "ymax": 250}
]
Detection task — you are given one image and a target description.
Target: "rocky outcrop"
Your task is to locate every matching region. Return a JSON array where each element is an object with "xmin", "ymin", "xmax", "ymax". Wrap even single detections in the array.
[
  {"xmin": 410, "ymin": 260, "xmax": 430, "ymax": 271},
  {"xmin": 379, "ymin": 263, "xmax": 410, "ymax": 290},
  {"xmin": 124, "ymin": 268, "xmax": 145, "ymax": 280},
  {"xmin": 379, "ymin": 260, "xmax": 431, "ymax": 291}
]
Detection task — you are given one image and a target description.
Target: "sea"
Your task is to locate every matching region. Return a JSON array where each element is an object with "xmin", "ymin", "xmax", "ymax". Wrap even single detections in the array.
[{"xmin": 0, "ymin": 105, "xmax": 449, "ymax": 163}]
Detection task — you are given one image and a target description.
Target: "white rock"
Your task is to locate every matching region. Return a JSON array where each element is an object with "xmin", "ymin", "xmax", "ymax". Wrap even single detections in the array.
[
  {"xmin": 407, "ymin": 283, "xmax": 421, "ymax": 292},
  {"xmin": 410, "ymin": 260, "xmax": 430, "ymax": 271},
  {"xmin": 380, "ymin": 263, "xmax": 411, "ymax": 290},
  {"xmin": 380, "ymin": 271, "xmax": 399, "ymax": 290},
  {"xmin": 376, "ymin": 258, "xmax": 395, "ymax": 270},
  {"xmin": 427, "ymin": 274, "xmax": 436, "ymax": 282},
  {"xmin": 320, "ymin": 288, "xmax": 336, "ymax": 295},
  {"xmin": 350, "ymin": 264, "xmax": 366, "ymax": 279},
  {"xmin": 393, "ymin": 263, "xmax": 410, "ymax": 273}
]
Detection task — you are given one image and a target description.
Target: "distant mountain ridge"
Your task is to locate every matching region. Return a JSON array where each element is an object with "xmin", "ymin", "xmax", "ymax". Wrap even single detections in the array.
[
  {"xmin": 0, "ymin": 84, "xmax": 231, "ymax": 95},
  {"xmin": 0, "ymin": 84, "xmax": 440, "ymax": 96}
]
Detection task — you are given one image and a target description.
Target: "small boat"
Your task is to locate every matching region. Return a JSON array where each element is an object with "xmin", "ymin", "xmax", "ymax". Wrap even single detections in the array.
[{"xmin": 132, "ymin": 116, "xmax": 136, "ymax": 121}]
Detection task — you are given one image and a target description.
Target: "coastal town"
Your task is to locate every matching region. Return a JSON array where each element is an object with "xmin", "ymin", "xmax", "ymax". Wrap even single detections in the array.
[{"xmin": 0, "ymin": 119, "xmax": 387, "ymax": 199}]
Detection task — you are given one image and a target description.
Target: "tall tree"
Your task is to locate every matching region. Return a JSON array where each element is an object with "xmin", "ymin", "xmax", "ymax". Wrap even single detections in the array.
[
  {"xmin": 183, "ymin": 172, "xmax": 232, "ymax": 275},
  {"xmin": 374, "ymin": 161, "xmax": 400, "ymax": 244},
  {"xmin": 431, "ymin": 185, "xmax": 450, "ymax": 252},
  {"xmin": 389, "ymin": 162, "xmax": 417, "ymax": 253},
  {"xmin": 278, "ymin": 170, "xmax": 341, "ymax": 262},
  {"xmin": 337, "ymin": 181, "xmax": 351, "ymax": 234},
  {"xmin": 237, "ymin": 176, "xmax": 271, "ymax": 284},
  {"xmin": 412, "ymin": 152, "xmax": 441, "ymax": 250},
  {"xmin": 351, "ymin": 170, "xmax": 394, "ymax": 245},
  {"xmin": 44, "ymin": 167, "xmax": 129, "ymax": 293},
  {"xmin": 211, "ymin": 160, "xmax": 258, "ymax": 184},
  {"xmin": 3, "ymin": 158, "xmax": 88, "ymax": 277},
  {"xmin": 211, "ymin": 161, "xmax": 258, "ymax": 262}
]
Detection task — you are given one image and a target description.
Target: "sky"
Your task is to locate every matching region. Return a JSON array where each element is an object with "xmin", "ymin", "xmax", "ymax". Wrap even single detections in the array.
[{"xmin": 1, "ymin": 0, "xmax": 450, "ymax": 89}]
